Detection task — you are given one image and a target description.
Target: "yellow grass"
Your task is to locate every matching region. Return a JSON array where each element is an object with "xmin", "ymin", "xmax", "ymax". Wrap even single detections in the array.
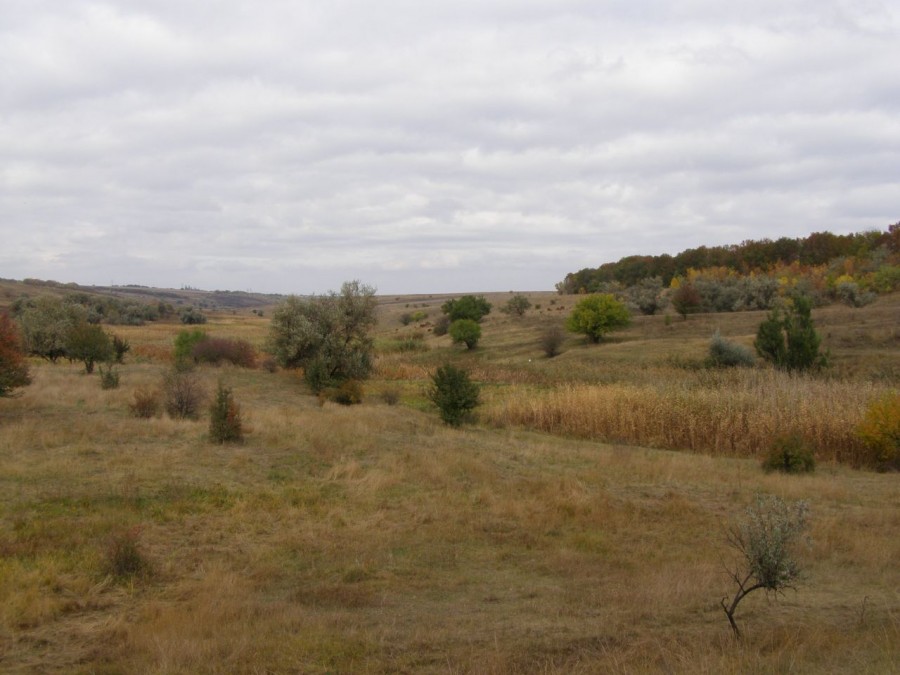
[{"xmin": 1, "ymin": 294, "xmax": 898, "ymax": 672}]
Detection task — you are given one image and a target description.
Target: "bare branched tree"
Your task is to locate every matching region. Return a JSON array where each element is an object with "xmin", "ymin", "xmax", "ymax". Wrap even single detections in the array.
[{"xmin": 721, "ymin": 493, "xmax": 810, "ymax": 638}]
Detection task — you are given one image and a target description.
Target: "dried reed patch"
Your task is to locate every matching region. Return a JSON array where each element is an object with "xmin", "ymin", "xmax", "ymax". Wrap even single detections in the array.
[{"xmin": 485, "ymin": 370, "xmax": 889, "ymax": 466}]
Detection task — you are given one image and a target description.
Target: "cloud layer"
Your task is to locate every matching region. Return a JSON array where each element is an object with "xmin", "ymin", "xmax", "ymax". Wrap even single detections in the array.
[{"xmin": 2, "ymin": 1, "xmax": 898, "ymax": 293}]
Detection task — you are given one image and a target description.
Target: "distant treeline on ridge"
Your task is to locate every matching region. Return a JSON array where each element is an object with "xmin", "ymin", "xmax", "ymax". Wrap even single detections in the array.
[{"xmin": 558, "ymin": 223, "xmax": 899, "ymax": 294}]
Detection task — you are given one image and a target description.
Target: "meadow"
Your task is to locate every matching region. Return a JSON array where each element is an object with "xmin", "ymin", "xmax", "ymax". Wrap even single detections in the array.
[{"xmin": 0, "ymin": 290, "xmax": 898, "ymax": 673}]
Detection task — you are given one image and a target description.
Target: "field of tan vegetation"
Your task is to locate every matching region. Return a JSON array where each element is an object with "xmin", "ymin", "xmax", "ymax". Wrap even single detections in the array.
[{"xmin": 1, "ymin": 290, "xmax": 898, "ymax": 673}]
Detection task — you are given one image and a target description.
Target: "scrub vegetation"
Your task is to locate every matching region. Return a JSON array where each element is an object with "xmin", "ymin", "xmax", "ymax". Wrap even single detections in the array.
[{"xmin": 0, "ymin": 279, "xmax": 898, "ymax": 673}]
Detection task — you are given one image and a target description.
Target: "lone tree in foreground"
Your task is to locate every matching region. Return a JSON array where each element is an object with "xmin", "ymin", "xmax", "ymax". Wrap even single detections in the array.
[
  {"xmin": 565, "ymin": 293, "xmax": 630, "ymax": 343},
  {"xmin": 1, "ymin": 312, "xmax": 32, "ymax": 398},
  {"xmin": 721, "ymin": 493, "xmax": 810, "ymax": 638},
  {"xmin": 267, "ymin": 280, "xmax": 377, "ymax": 393},
  {"xmin": 501, "ymin": 294, "xmax": 532, "ymax": 317},
  {"xmin": 428, "ymin": 364, "xmax": 480, "ymax": 427}
]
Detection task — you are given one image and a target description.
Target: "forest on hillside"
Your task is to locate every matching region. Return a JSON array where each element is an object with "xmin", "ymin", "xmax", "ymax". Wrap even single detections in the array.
[{"xmin": 556, "ymin": 223, "xmax": 900, "ymax": 315}]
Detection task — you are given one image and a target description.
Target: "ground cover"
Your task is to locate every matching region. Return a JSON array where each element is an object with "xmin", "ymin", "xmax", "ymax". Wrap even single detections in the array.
[{"xmin": 0, "ymin": 293, "xmax": 897, "ymax": 673}]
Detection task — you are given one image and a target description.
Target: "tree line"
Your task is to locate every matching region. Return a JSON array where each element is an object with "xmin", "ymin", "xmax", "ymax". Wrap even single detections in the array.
[{"xmin": 557, "ymin": 224, "xmax": 899, "ymax": 294}]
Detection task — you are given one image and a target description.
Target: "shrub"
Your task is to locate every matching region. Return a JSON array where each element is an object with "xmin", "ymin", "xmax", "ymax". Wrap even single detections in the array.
[
  {"xmin": 261, "ymin": 356, "xmax": 278, "ymax": 373},
  {"xmin": 501, "ymin": 294, "xmax": 532, "ymax": 317},
  {"xmin": 721, "ymin": 494, "xmax": 810, "ymax": 638},
  {"xmin": 98, "ymin": 363, "xmax": 120, "ymax": 390},
  {"xmin": 209, "ymin": 381, "xmax": 243, "ymax": 443},
  {"xmin": 707, "ymin": 331, "xmax": 755, "ymax": 368},
  {"xmin": 428, "ymin": 364, "xmax": 480, "ymax": 426},
  {"xmin": 755, "ymin": 297, "xmax": 827, "ymax": 372},
  {"xmin": 432, "ymin": 314, "xmax": 451, "ymax": 336},
  {"xmin": 834, "ymin": 280, "xmax": 876, "ymax": 307},
  {"xmin": 671, "ymin": 282, "xmax": 703, "ymax": 318},
  {"xmin": 66, "ymin": 323, "xmax": 113, "ymax": 374},
  {"xmin": 173, "ymin": 329, "xmax": 207, "ymax": 367},
  {"xmin": 129, "ymin": 387, "xmax": 161, "ymax": 418},
  {"xmin": 565, "ymin": 294, "xmax": 631, "ymax": 343},
  {"xmin": 0, "ymin": 311, "xmax": 31, "ymax": 397},
  {"xmin": 111, "ymin": 335, "xmax": 130, "ymax": 363},
  {"xmin": 380, "ymin": 386, "xmax": 401, "ymax": 405},
  {"xmin": 180, "ymin": 307, "xmax": 207, "ymax": 324},
  {"xmin": 392, "ymin": 331, "xmax": 428, "ymax": 353},
  {"xmin": 449, "ymin": 319, "xmax": 481, "ymax": 349},
  {"xmin": 761, "ymin": 434, "xmax": 816, "ymax": 474},
  {"xmin": 162, "ymin": 369, "xmax": 205, "ymax": 420},
  {"xmin": 540, "ymin": 325, "xmax": 565, "ymax": 358},
  {"xmin": 441, "ymin": 295, "xmax": 492, "ymax": 322},
  {"xmin": 319, "ymin": 380, "xmax": 364, "ymax": 406},
  {"xmin": 267, "ymin": 280, "xmax": 377, "ymax": 393},
  {"xmin": 192, "ymin": 337, "xmax": 257, "ymax": 368},
  {"xmin": 104, "ymin": 526, "xmax": 151, "ymax": 580},
  {"xmin": 856, "ymin": 392, "xmax": 899, "ymax": 469}
]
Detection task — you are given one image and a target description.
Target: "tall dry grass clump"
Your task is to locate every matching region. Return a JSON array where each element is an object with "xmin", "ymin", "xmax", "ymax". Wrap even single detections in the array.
[{"xmin": 486, "ymin": 369, "xmax": 888, "ymax": 466}]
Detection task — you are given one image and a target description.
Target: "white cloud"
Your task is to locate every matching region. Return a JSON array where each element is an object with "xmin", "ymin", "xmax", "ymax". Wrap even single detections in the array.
[{"xmin": 1, "ymin": 0, "xmax": 898, "ymax": 293}]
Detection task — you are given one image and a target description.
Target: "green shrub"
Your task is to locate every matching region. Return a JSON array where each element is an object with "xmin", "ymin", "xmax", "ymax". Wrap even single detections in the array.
[
  {"xmin": 111, "ymin": 335, "xmax": 130, "ymax": 363},
  {"xmin": 761, "ymin": 434, "xmax": 816, "ymax": 474},
  {"xmin": 98, "ymin": 362, "xmax": 120, "ymax": 390},
  {"xmin": 441, "ymin": 295, "xmax": 492, "ymax": 322},
  {"xmin": 209, "ymin": 381, "xmax": 243, "ymax": 443},
  {"xmin": 501, "ymin": 294, "xmax": 532, "ymax": 317},
  {"xmin": 66, "ymin": 323, "xmax": 113, "ymax": 373},
  {"xmin": 180, "ymin": 307, "xmax": 207, "ymax": 324},
  {"xmin": 754, "ymin": 296, "xmax": 827, "ymax": 372},
  {"xmin": 428, "ymin": 364, "xmax": 480, "ymax": 426},
  {"xmin": 173, "ymin": 329, "xmax": 207, "ymax": 367},
  {"xmin": 449, "ymin": 319, "xmax": 481, "ymax": 349},
  {"xmin": 707, "ymin": 331, "xmax": 755, "ymax": 368},
  {"xmin": 565, "ymin": 294, "xmax": 631, "ymax": 343}
]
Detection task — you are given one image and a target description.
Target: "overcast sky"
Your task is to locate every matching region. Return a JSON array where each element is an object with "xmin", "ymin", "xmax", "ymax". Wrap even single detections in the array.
[{"xmin": 1, "ymin": 1, "xmax": 898, "ymax": 295}]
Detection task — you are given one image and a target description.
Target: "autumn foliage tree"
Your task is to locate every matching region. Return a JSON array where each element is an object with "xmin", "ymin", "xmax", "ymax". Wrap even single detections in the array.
[{"xmin": 0, "ymin": 312, "xmax": 32, "ymax": 397}]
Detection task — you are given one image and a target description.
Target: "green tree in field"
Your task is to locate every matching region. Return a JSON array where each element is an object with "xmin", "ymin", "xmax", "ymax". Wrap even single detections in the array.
[
  {"xmin": 428, "ymin": 364, "xmax": 480, "ymax": 426},
  {"xmin": 267, "ymin": 280, "xmax": 377, "ymax": 392},
  {"xmin": 449, "ymin": 319, "xmax": 481, "ymax": 349},
  {"xmin": 441, "ymin": 295, "xmax": 492, "ymax": 322},
  {"xmin": 565, "ymin": 294, "xmax": 631, "ymax": 343},
  {"xmin": 18, "ymin": 296, "xmax": 87, "ymax": 362},
  {"xmin": 66, "ymin": 322, "xmax": 113, "ymax": 374},
  {"xmin": 0, "ymin": 312, "xmax": 31, "ymax": 397},
  {"xmin": 754, "ymin": 296, "xmax": 826, "ymax": 372},
  {"xmin": 501, "ymin": 294, "xmax": 532, "ymax": 317}
]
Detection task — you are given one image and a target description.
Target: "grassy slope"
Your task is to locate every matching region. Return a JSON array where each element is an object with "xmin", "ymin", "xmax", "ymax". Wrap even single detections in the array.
[{"xmin": 0, "ymin": 293, "xmax": 897, "ymax": 673}]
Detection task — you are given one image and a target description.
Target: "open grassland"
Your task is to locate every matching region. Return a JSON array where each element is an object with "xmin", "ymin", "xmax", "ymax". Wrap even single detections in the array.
[{"xmin": 1, "ymin": 293, "xmax": 898, "ymax": 673}]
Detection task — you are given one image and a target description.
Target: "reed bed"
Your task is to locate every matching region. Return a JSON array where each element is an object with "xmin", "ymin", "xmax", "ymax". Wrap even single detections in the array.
[{"xmin": 484, "ymin": 369, "xmax": 889, "ymax": 465}]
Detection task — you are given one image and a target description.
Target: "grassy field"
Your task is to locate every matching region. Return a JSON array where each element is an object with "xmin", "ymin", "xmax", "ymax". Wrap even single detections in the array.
[{"xmin": 1, "ymin": 291, "xmax": 898, "ymax": 673}]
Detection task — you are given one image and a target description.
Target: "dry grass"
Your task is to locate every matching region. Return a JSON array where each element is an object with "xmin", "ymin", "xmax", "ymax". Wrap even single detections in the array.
[{"xmin": 0, "ymin": 295, "xmax": 898, "ymax": 673}]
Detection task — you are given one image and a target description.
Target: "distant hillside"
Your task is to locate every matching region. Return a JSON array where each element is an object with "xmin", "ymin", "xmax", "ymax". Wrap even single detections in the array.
[
  {"xmin": 558, "ymin": 223, "xmax": 899, "ymax": 294},
  {"xmin": 0, "ymin": 277, "xmax": 286, "ymax": 320}
]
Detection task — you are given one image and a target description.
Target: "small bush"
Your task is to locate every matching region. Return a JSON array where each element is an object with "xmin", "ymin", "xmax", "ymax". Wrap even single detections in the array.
[
  {"xmin": 449, "ymin": 319, "xmax": 481, "ymax": 349},
  {"xmin": 380, "ymin": 386, "xmax": 401, "ymax": 406},
  {"xmin": 173, "ymin": 329, "xmax": 207, "ymax": 367},
  {"xmin": 180, "ymin": 307, "xmax": 207, "ymax": 324},
  {"xmin": 428, "ymin": 364, "xmax": 480, "ymax": 427},
  {"xmin": 104, "ymin": 526, "xmax": 151, "ymax": 580},
  {"xmin": 261, "ymin": 356, "xmax": 278, "ymax": 373},
  {"xmin": 319, "ymin": 379, "xmax": 364, "ymax": 406},
  {"xmin": 393, "ymin": 331, "xmax": 428, "ymax": 353},
  {"xmin": 111, "ymin": 335, "xmax": 130, "ymax": 363},
  {"xmin": 209, "ymin": 381, "xmax": 243, "ymax": 443},
  {"xmin": 98, "ymin": 362, "xmax": 120, "ymax": 390},
  {"xmin": 762, "ymin": 434, "xmax": 816, "ymax": 474},
  {"xmin": 192, "ymin": 337, "xmax": 257, "ymax": 368},
  {"xmin": 501, "ymin": 294, "xmax": 532, "ymax": 317},
  {"xmin": 707, "ymin": 331, "xmax": 756, "ymax": 368},
  {"xmin": 540, "ymin": 325, "xmax": 565, "ymax": 358},
  {"xmin": 162, "ymin": 369, "xmax": 205, "ymax": 420},
  {"xmin": 433, "ymin": 314, "xmax": 451, "ymax": 336},
  {"xmin": 129, "ymin": 388, "xmax": 160, "ymax": 418},
  {"xmin": 856, "ymin": 392, "xmax": 900, "ymax": 469}
]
